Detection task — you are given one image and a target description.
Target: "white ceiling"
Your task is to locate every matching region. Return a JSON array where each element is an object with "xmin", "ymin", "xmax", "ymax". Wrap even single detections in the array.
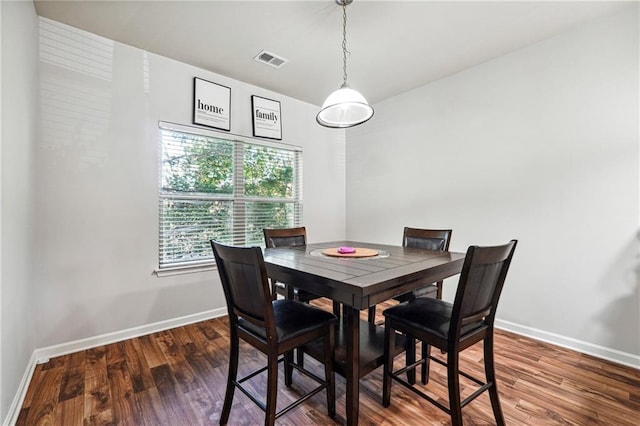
[{"xmin": 33, "ymin": 0, "xmax": 632, "ymax": 106}]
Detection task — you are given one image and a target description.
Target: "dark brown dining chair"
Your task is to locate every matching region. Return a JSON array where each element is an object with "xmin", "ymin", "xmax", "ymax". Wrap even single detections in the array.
[
  {"xmin": 382, "ymin": 240, "xmax": 517, "ymax": 426},
  {"xmin": 401, "ymin": 227, "xmax": 453, "ymax": 300},
  {"xmin": 263, "ymin": 227, "xmax": 341, "ymax": 368},
  {"xmin": 368, "ymin": 228, "xmax": 453, "ymax": 384},
  {"xmin": 211, "ymin": 240, "xmax": 337, "ymax": 426},
  {"xmin": 263, "ymin": 227, "xmax": 319, "ymax": 303},
  {"xmin": 368, "ymin": 227, "xmax": 453, "ymax": 324}
]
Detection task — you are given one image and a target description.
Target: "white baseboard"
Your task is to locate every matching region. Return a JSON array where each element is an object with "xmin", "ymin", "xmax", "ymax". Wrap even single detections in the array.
[
  {"xmin": 33, "ymin": 308, "xmax": 227, "ymax": 362},
  {"xmin": 4, "ymin": 351, "xmax": 38, "ymax": 426},
  {"xmin": 496, "ymin": 319, "xmax": 640, "ymax": 370},
  {"xmin": 3, "ymin": 308, "xmax": 227, "ymax": 426}
]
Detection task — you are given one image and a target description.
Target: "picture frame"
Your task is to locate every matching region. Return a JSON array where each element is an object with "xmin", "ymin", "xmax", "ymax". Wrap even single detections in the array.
[
  {"xmin": 251, "ymin": 95, "xmax": 282, "ymax": 140},
  {"xmin": 193, "ymin": 77, "xmax": 231, "ymax": 131}
]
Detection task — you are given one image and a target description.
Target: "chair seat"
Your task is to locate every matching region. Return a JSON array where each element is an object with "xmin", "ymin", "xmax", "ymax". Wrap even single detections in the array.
[
  {"xmin": 273, "ymin": 282, "xmax": 320, "ymax": 302},
  {"xmin": 383, "ymin": 297, "xmax": 485, "ymax": 342},
  {"xmin": 413, "ymin": 284, "xmax": 438, "ymax": 299},
  {"xmin": 239, "ymin": 299, "xmax": 337, "ymax": 343},
  {"xmin": 392, "ymin": 284, "xmax": 438, "ymax": 303}
]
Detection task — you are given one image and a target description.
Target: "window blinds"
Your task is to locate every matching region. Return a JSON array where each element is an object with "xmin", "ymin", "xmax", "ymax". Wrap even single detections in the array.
[{"xmin": 158, "ymin": 122, "xmax": 302, "ymax": 269}]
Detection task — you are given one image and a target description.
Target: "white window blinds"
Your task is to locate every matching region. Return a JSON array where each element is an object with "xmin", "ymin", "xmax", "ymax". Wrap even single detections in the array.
[{"xmin": 158, "ymin": 122, "xmax": 302, "ymax": 270}]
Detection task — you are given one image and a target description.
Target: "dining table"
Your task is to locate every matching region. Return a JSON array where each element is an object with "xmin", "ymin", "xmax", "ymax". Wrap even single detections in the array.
[{"xmin": 263, "ymin": 240, "xmax": 465, "ymax": 425}]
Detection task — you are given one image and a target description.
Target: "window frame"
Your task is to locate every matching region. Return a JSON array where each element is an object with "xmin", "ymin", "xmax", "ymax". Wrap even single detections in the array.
[{"xmin": 155, "ymin": 121, "xmax": 303, "ymax": 276}]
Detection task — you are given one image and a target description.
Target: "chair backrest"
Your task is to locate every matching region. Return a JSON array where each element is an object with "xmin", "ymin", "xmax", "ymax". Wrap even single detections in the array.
[
  {"xmin": 450, "ymin": 240, "xmax": 517, "ymax": 339},
  {"xmin": 210, "ymin": 240, "xmax": 275, "ymax": 332},
  {"xmin": 263, "ymin": 226, "xmax": 307, "ymax": 248},
  {"xmin": 403, "ymin": 227, "xmax": 452, "ymax": 252}
]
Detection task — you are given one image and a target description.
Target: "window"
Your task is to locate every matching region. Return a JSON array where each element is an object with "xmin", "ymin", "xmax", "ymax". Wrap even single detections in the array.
[{"xmin": 158, "ymin": 122, "xmax": 302, "ymax": 271}]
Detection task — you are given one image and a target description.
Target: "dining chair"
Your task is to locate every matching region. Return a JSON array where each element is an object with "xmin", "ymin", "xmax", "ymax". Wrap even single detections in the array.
[
  {"xmin": 211, "ymin": 240, "xmax": 337, "ymax": 425},
  {"xmin": 368, "ymin": 227, "xmax": 453, "ymax": 324},
  {"xmin": 382, "ymin": 240, "xmax": 517, "ymax": 426},
  {"xmin": 263, "ymin": 226, "xmax": 340, "ymax": 369},
  {"xmin": 263, "ymin": 227, "xmax": 320, "ymax": 303},
  {"xmin": 368, "ymin": 227, "xmax": 453, "ymax": 384}
]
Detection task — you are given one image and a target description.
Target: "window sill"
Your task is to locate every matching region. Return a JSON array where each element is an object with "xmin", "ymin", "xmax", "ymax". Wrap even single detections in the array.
[{"xmin": 154, "ymin": 262, "xmax": 217, "ymax": 277}]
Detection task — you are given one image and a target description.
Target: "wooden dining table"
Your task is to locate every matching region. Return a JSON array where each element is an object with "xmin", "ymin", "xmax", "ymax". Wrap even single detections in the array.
[{"xmin": 263, "ymin": 240, "xmax": 465, "ymax": 425}]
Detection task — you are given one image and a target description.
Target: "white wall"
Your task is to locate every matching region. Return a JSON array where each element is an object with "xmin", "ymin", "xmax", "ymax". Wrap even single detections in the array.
[
  {"xmin": 32, "ymin": 18, "xmax": 346, "ymax": 348},
  {"xmin": 3, "ymin": 4, "xmax": 637, "ymax": 421},
  {"xmin": 0, "ymin": 0, "xmax": 38, "ymax": 421},
  {"xmin": 346, "ymin": 7, "xmax": 639, "ymax": 362}
]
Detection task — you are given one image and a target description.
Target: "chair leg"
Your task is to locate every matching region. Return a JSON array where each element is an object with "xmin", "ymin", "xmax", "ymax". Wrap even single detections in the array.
[
  {"xmin": 421, "ymin": 341, "xmax": 431, "ymax": 384},
  {"xmin": 284, "ymin": 349, "xmax": 294, "ymax": 387},
  {"xmin": 382, "ymin": 319, "xmax": 394, "ymax": 407},
  {"xmin": 324, "ymin": 326, "xmax": 336, "ymax": 418},
  {"xmin": 296, "ymin": 347, "xmax": 305, "ymax": 370},
  {"xmin": 447, "ymin": 351, "xmax": 463, "ymax": 426},
  {"xmin": 484, "ymin": 333, "xmax": 506, "ymax": 426},
  {"xmin": 264, "ymin": 352, "xmax": 279, "ymax": 426},
  {"xmin": 367, "ymin": 306, "xmax": 376, "ymax": 324},
  {"xmin": 405, "ymin": 336, "xmax": 416, "ymax": 385},
  {"xmin": 220, "ymin": 329, "xmax": 239, "ymax": 425}
]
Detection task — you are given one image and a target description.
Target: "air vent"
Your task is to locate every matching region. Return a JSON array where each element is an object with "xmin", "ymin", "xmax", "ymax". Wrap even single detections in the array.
[{"xmin": 254, "ymin": 50, "xmax": 288, "ymax": 69}]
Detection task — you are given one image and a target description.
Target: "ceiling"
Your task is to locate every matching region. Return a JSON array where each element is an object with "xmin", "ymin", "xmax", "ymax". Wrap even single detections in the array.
[{"xmin": 33, "ymin": 1, "xmax": 631, "ymax": 106}]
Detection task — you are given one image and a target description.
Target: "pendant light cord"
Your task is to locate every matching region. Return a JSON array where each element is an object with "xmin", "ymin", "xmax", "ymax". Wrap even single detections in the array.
[{"xmin": 342, "ymin": 2, "xmax": 349, "ymax": 87}]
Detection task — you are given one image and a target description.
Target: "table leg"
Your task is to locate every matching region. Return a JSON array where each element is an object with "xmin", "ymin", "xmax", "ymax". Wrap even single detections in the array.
[{"xmin": 344, "ymin": 305, "xmax": 360, "ymax": 426}]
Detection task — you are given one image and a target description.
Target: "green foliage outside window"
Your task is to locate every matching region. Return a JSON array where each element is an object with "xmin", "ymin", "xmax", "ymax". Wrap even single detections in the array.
[{"xmin": 159, "ymin": 129, "xmax": 301, "ymax": 268}]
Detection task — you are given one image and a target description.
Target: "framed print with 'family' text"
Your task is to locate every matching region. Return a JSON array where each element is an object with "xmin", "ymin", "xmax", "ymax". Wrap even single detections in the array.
[{"xmin": 251, "ymin": 95, "xmax": 282, "ymax": 140}]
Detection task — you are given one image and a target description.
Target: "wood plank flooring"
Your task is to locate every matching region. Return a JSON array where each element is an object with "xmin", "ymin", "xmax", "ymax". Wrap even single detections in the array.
[{"xmin": 17, "ymin": 299, "xmax": 640, "ymax": 425}]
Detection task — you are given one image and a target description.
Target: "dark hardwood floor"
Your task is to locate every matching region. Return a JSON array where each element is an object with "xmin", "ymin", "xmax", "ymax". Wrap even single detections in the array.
[{"xmin": 17, "ymin": 299, "xmax": 640, "ymax": 425}]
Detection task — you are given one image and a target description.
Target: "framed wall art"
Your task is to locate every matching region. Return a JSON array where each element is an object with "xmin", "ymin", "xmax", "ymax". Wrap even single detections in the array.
[
  {"xmin": 251, "ymin": 95, "xmax": 282, "ymax": 140},
  {"xmin": 193, "ymin": 77, "xmax": 231, "ymax": 131}
]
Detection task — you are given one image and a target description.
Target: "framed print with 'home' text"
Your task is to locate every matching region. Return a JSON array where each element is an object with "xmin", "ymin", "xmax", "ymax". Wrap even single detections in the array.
[{"xmin": 193, "ymin": 77, "xmax": 231, "ymax": 131}]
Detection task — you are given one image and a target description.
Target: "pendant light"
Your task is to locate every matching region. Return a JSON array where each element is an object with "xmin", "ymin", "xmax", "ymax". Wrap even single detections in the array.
[{"xmin": 316, "ymin": 0, "xmax": 374, "ymax": 128}]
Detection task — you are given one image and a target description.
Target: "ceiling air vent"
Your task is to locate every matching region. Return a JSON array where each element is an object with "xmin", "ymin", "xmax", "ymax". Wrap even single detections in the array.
[{"xmin": 254, "ymin": 50, "xmax": 288, "ymax": 69}]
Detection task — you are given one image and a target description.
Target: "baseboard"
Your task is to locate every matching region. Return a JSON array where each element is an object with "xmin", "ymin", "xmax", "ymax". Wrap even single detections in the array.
[
  {"xmin": 3, "ymin": 307, "xmax": 227, "ymax": 426},
  {"xmin": 4, "ymin": 351, "xmax": 38, "ymax": 426},
  {"xmin": 33, "ymin": 308, "xmax": 227, "ymax": 362},
  {"xmin": 496, "ymin": 319, "xmax": 640, "ymax": 370}
]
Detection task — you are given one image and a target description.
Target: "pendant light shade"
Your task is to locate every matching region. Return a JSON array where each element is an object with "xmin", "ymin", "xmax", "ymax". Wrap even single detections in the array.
[
  {"xmin": 317, "ymin": 0, "xmax": 374, "ymax": 128},
  {"xmin": 316, "ymin": 84, "xmax": 374, "ymax": 128}
]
